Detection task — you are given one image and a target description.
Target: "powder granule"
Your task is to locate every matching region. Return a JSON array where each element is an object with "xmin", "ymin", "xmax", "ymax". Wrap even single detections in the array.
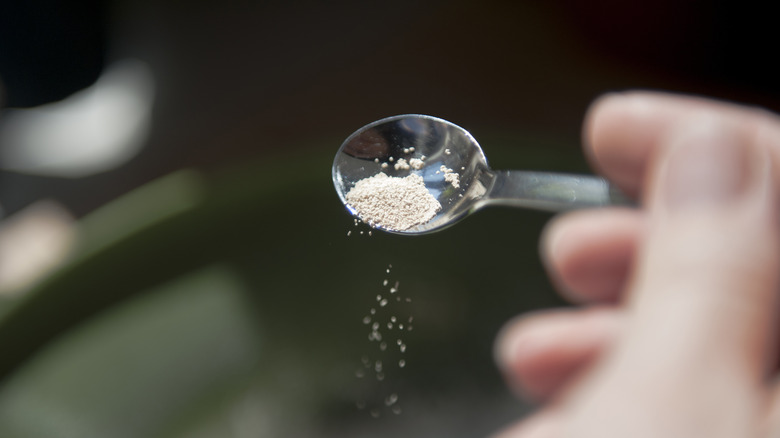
[
  {"xmin": 409, "ymin": 158, "xmax": 425, "ymax": 170},
  {"xmin": 439, "ymin": 165, "xmax": 460, "ymax": 188},
  {"xmin": 444, "ymin": 172, "xmax": 460, "ymax": 188},
  {"xmin": 345, "ymin": 173, "xmax": 441, "ymax": 231},
  {"xmin": 394, "ymin": 158, "xmax": 411, "ymax": 171}
]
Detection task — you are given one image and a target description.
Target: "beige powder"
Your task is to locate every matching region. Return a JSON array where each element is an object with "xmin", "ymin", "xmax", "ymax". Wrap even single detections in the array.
[
  {"xmin": 345, "ymin": 173, "xmax": 441, "ymax": 231},
  {"xmin": 444, "ymin": 172, "xmax": 460, "ymax": 188},
  {"xmin": 440, "ymin": 165, "xmax": 460, "ymax": 188},
  {"xmin": 394, "ymin": 158, "xmax": 411, "ymax": 171}
]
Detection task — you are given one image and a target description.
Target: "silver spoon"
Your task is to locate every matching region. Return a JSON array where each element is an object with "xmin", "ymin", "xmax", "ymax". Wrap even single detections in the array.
[{"xmin": 332, "ymin": 114, "xmax": 632, "ymax": 235}]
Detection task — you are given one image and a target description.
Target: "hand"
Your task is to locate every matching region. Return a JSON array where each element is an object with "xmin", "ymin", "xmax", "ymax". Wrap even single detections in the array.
[{"xmin": 493, "ymin": 91, "xmax": 780, "ymax": 437}]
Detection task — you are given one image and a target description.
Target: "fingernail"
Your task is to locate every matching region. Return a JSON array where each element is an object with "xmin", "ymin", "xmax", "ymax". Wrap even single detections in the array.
[{"xmin": 661, "ymin": 120, "xmax": 750, "ymax": 208}]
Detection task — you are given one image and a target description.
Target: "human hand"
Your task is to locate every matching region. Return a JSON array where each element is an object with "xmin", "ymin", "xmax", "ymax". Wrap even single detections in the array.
[{"xmin": 493, "ymin": 91, "xmax": 780, "ymax": 437}]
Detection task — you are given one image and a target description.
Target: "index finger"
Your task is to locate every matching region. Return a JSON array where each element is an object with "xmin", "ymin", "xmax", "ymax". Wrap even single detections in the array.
[{"xmin": 584, "ymin": 91, "xmax": 780, "ymax": 199}]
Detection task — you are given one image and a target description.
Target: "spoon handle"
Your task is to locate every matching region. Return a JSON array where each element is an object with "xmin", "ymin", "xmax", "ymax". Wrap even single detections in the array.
[{"xmin": 482, "ymin": 170, "xmax": 633, "ymax": 212}]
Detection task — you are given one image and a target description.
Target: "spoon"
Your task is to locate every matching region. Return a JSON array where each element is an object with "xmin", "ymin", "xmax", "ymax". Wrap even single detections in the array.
[{"xmin": 332, "ymin": 114, "xmax": 632, "ymax": 235}]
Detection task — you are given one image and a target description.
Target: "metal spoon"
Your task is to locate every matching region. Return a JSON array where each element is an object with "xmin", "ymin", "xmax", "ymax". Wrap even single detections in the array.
[{"xmin": 332, "ymin": 114, "xmax": 632, "ymax": 235}]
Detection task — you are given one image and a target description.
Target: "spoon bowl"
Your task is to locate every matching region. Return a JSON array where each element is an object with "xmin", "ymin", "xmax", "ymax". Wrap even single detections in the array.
[{"xmin": 332, "ymin": 115, "xmax": 630, "ymax": 235}]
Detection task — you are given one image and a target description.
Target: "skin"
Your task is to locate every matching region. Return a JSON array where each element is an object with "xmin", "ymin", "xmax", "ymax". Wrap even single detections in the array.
[{"xmin": 493, "ymin": 91, "xmax": 780, "ymax": 437}]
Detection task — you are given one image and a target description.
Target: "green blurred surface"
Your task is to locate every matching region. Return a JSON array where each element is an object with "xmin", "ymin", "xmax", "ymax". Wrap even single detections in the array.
[{"xmin": 0, "ymin": 134, "xmax": 584, "ymax": 437}]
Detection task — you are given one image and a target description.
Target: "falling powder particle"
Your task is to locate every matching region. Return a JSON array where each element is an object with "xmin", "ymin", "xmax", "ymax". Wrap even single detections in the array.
[
  {"xmin": 385, "ymin": 393, "xmax": 399, "ymax": 406},
  {"xmin": 354, "ymin": 263, "xmax": 414, "ymax": 419},
  {"xmin": 347, "ymin": 230, "xmax": 352, "ymax": 236},
  {"xmin": 444, "ymin": 148, "xmax": 451, "ymax": 155},
  {"xmin": 345, "ymin": 173, "xmax": 441, "ymax": 231},
  {"xmin": 381, "ymin": 162, "xmax": 389, "ymax": 169}
]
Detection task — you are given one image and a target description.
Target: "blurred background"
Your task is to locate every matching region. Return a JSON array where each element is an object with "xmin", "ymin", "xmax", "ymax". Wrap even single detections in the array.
[{"xmin": 0, "ymin": 1, "xmax": 778, "ymax": 437}]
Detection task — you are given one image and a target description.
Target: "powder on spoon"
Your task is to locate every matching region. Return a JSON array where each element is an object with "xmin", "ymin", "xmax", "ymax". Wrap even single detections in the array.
[
  {"xmin": 439, "ymin": 165, "xmax": 460, "ymax": 188},
  {"xmin": 345, "ymin": 173, "xmax": 441, "ymax": 231}
]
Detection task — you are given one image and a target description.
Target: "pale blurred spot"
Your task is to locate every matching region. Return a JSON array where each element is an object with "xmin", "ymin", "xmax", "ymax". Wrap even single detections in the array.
[
  {"xmin": 0, "ymin": 59, "xmax": 155, "ymax": 178},
  {"xmin": 0, "ymin": 200, "xmax": 76, "ymax": 295}
]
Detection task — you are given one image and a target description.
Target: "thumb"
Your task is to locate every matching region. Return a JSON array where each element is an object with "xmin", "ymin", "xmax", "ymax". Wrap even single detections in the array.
[
  {"xmin": 562, "ymin": 117, "xmax": 780, "ymax": 438},
  {"xmin": 625, "ymin": 117, "xmax": 780, "ymax": 381}
]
